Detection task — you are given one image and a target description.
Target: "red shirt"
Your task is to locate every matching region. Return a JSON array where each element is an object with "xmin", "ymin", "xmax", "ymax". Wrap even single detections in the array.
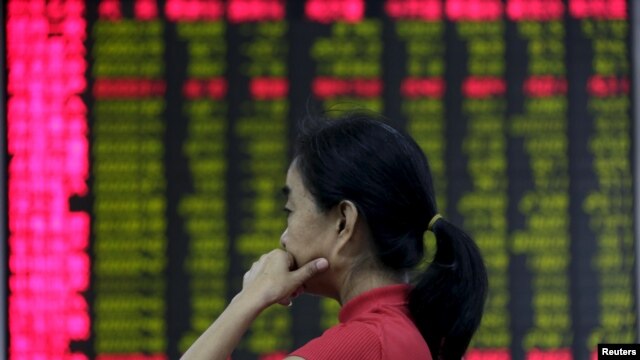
[{"xmin": 290, "ymin": 284, "xmax": 432, "ymax": 360}]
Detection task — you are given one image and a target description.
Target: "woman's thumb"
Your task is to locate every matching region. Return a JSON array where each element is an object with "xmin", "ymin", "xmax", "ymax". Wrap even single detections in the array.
[{"xmin": 291, "ymin": 258, "xmax": 329, "ymax": 284}]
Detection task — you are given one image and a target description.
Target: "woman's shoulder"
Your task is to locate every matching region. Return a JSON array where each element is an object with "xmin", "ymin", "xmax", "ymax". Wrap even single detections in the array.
[
  {"xmin": 290, "ymin": 319, "xmax": 431, "ymax": 360},
  {"xmin": 289, "ymin": 321, "xmax": 382, "ymax": 360},
  {"xmin": 289, "ymin": 284, "xmax": 432, "ymax": 359}
]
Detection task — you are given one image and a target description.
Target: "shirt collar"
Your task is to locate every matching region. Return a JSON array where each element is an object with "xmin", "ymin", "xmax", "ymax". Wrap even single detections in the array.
[{"xmin": 339, "ymin": 284, "xmax": 412, "ymax": 323}]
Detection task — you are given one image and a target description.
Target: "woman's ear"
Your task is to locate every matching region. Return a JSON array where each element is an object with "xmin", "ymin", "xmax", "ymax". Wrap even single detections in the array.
[
  {"xmin": 337, "ymin": 200, "xmax": 358, "ymax": 239},
  {"xmin": 331, "ymin": 200, "xmax": 369, "ymax": 271}
]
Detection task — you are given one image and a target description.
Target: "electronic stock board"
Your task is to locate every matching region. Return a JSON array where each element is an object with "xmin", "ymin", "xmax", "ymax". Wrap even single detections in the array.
[{"xmin": 3, "ymin": 0, "xmax": 639, "ymax": 359}]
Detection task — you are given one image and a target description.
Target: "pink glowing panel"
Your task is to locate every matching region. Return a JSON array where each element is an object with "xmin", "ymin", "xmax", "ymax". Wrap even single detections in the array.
[
  {"xmin": 48, "ymin": 1, "xmax": 69, "ymax": 19},
  {"xmin": 466, "ymin": 348, "xmax": 512, "ymax": 360},
  {"xmin": 7, "ymin": 191, "xmax": 29, "ymax": 215},
  {"xmin": 7, "ymin": 1, "xmax": 30, "ymax": 15},
  {"xmin": 135, "ymin": 0, "xmax": 158, "ymax": 20},
  {"xmin": 259, "ymin": 352, "xmax": 288, "ymax": 360},
  {"xmin": 445, "ymin": 0, "xmax": 502, "ymax": 21},
  {"xmin": 66, "ymin": 294, "xmax": 89, "ymax": 311},
  {"xmin": 63, "ymin": 0, "xmax": 86, "ymax": 17},
  {"xmin": 62, "ymin": 56, "xmax": 88, "ymax": 75},
  {"xmin": 305, "ymin": 0, "xmax": 365, "ymax": 23},
  {"xmin": 526, "ymin": 349, "xmax": 572, "ymax": 360},
  {"xmin": 68, "ymin": 254, "xmax": 90, "ymax": 279},
  {"xmin": 312, "ymin": 77, "xmax": 351, "ymax": 98},
  {"xmin": 69, "ymin": 213, "xmax": 91, "ymax": 241},
  {"xmin": 98, "ymin": 0, "xmax": 122, "ymax": 20},
  {"xmin": 385, "ymin": 0, "xmax": 443, "ymax": 20},
  {"xmin": 68, "ymin": 138, "xmax": 89, "ymax": 164},
  {"xmin": 7, "ymin": 0, "xmax": 90, "ymax": 358},
  {"xmin": 312, "ymin": 77, "xmax": 382, "ymax": 98},
  {"xmin": 69, "ymin": 354, "xmax": 90, "ymax": 360},
  {"xmin": 67, "ymin": 312, "xmax": 91, "ymax": 338},
  {"xmin": 62, "ymin": 17, "xmax": 87, "ymax": 39},
  {"xmin": 401, "ymin": 77, "xmax": 446, "ymax": 98},
  {"xmin": 569, "ymin": 0, "xmax": 627, "ymax": 19},
  {"xmin": 524, "ymin": 76, "xmax": 568, "ymax": 97},
  {"xmin": 351, "ymin": 79, "xmax": 383, "ymax": 97},
  {"xmin": 66, "ymin": 96, "xmax": 88, "ymax": 115},
  {"xmin": 165, "ymin": 0, "xmax": 225, "ymax": 21},
  {"xmin": 93, "ymin": 78, "xmax": 167, "ymax": 98},
  {"xmin": 507, "ymin": 0, "xmax": 564, "ymax": 21},
  {"xmin": 183, "ymin": 78, "xmax": 228, "ymax": 99},
  {"xmin": 10, "ymin": 295, "xmax": 54, "ymax": 313},
  {"xmin": 462, "ymin": 76, "xmax": 506, "ymax": 98},
  {"xmin": 27, "ymin": 1, "xmax": 47, "ymax": 14},
  {"xmin": 96, "ymin": 355, "xmax": 168, "ymax": 360},
  {"xmin": 182, "ymin": 81, "xmax": 197, "ymax": 97},
  {"xmin": 250, "ymin": 77, "xmax": 289, "ymax": 99},
  {"xmin": 9, "ymin": 275, "xmax": 28, "ymax": 293},
  {"xmin": 6, "ymin": 106, "xmax": 29, "ymax": 130},
  {"xmin": 588, "ymin": 75, "xmax": 630, "ymax": 97},
  {"xmin": 73, "ymin": 76, "xmax": 91, "ymax": 94},
  {"xmin": 11, "ymin": 334, "xmax": 31, "ymax": 352},
  {"xmin": 227, "ymin": 0, "xmax": 285, "ymax": 22}
]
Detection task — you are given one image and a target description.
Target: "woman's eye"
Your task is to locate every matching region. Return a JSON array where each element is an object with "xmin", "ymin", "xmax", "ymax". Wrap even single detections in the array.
[{"xmin": 282, "ymin": 207, "xmax": 292, "ymax": 215}]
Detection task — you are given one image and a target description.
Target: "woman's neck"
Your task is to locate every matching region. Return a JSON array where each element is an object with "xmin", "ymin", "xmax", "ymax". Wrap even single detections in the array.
[{"xmin": 338, "ymin": 266, "xmax": 404, "ymax": 305}]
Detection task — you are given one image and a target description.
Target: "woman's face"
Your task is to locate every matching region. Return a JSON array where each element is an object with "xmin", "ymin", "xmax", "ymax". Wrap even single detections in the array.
[{"xmin": 281, "ymin": 162, "xmax": 337, "ymax": 295}]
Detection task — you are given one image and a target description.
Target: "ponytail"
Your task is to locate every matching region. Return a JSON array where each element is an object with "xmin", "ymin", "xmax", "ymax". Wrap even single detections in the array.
[{"xmin": 409, "ymin": 218, "xmax": 488, "ymax": 360}]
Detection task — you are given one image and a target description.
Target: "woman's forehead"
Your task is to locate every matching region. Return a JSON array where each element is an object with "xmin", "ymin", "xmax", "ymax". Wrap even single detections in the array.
[
  {"xmin": 283, "ymin": 164, "xmax": 300, "ymax": 199},
  {"xmin": 285, "ymin": 164, "xmax": 315, "ymax": 203}
]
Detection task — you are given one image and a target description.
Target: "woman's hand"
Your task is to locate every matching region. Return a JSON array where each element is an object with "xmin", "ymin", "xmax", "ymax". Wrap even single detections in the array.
[
  {"xmin": 182, "ymin": 250, "xmax": 329, "ymax": 360},
  {"xmin": 181, "ymin": 250, "xmax": 328, "ymax": 360},
  {"xmin": 238, "ymin": 249, "xmax": 329, "ymax": 310}
]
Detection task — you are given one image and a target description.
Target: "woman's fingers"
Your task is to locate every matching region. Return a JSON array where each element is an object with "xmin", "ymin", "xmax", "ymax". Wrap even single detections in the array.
[
  {"xmin": 291, "ymin": 286, "xmax": 304, "ymax": 299},
  {"xmin": 276, "ymin": 286, "xmax": 305, "ymax": 307},
  {"xmin": 241, "ymin": 249, "xmax": 329, "ymax": 308},
  {"xmin": 276, "ymin": 258, "xmax": 329, "ymax": 306}
]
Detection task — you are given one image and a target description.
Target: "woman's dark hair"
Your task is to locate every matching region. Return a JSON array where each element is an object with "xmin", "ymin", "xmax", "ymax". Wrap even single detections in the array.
[{"xmin": 293, "ymin": 112, "xmax": 488, "ymax": 360}]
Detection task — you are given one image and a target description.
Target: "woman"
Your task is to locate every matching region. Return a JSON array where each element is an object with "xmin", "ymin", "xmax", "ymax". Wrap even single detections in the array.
[{"xmin": 182, "ymin": 113, "xmax": 488, "ymax": 360}]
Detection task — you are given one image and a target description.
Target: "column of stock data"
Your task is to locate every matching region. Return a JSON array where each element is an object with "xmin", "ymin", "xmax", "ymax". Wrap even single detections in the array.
[
  {"xmin": 390, "ymin": 0, "xmax": 447, "ymax": 215},
  {"xmin": 6, "ymin": 0, "xmax": 91, "ymax": 358},
  {"xmin": 228, "ymin": 1, "xmax": 291, "ymax": 357},
  {"xmin": 388, "ymin": 0, "xmax": 447, "ymax": 263},
  {"xmin": 307, "ymin": 0, "xmax": 383, "ymax": 114},
  {"xmin": 91, "ymin": 2, "xmax": 168, "ymax": 357},
  {"xmin": 567, "ymin": 0, "xmax": 635, "ymax": 359},
  {"xmin": 3, "ymin": 1, "xmax": 637, "ymax": 359},
  {"xmin": 171, "ymin": 4, "xmax": 229, "ymax": 354},
  {"xmin": 447, "ymin": 1, "xmax": 510, "ymax": 359},
  {"xmin": 507, "ymin": 1, "xmax": 572, "ymax": 359}
]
